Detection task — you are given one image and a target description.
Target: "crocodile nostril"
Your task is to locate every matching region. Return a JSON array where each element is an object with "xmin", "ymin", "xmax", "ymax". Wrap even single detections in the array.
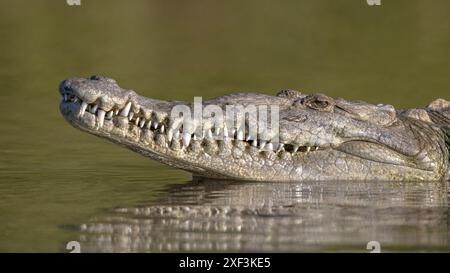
[{"xmin": 59, "ymin": 80, "xmax": 71, "ymax": 92}]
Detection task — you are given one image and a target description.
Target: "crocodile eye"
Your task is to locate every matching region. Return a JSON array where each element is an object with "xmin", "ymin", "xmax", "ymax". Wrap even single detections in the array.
[{"xmin": 302, "ymin": 93, "xmax": 335, "ymax": 112}]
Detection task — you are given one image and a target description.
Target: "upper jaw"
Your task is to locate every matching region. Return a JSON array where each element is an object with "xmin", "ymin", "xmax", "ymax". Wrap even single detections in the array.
[{"xmin": 59, "ymin": 76, "xmax": 178, "ymax": 129}]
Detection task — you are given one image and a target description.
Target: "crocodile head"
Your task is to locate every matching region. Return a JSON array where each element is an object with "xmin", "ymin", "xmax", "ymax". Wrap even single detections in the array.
[{"xmin": 59, "ymin": 76, "xmax": 449, "ymax": 181}]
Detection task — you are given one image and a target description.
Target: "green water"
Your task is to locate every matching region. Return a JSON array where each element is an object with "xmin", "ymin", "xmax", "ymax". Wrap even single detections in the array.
[{"xmin": 0, "ymin": 0, "xmax": 449, "ymax": 252}]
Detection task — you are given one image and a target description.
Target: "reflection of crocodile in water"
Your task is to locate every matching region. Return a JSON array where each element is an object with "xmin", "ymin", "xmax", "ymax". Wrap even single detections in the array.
[
  {"xmin": 76, "ymin": 179, "xmax": 449, "ymax": 252},
  {"xmin": 59, "ymin": 75, "xmax": 449, "ymax": 181}
]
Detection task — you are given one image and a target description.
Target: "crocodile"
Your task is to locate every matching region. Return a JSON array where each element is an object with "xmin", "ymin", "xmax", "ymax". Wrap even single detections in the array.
[{"xmin": 59, "ymin": 75, "xmax": 450, "ymax": 181}]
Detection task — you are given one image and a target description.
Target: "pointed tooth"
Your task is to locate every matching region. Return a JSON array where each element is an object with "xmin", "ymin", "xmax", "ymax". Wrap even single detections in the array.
[
  {"xmin": 313, "ymin": 146, "xmax": 319, "ymax": 151},
  {"xmin": 251, "ymin": 140, "xmax": 258, "ymax": 147},
  {"xmin": 90, "ymin": 104, "xmax": 98, "ymax": 114},
  {"xmin": 153, "ymin": 121, "xmax": 159, "ymax": 129},
  {"xmin": 64, "ymin": 94, "xmax": 68, "ymax": 102},
  {"xmin": 97, "ymin": 109, "xmax": 105, "ymax": 128},
  {"xmin": 206, "ymin": 129, "xmax": 213, "ymax": 140},
  {"xmin": 193, "ymin": 134, "xmax": 198, "ymax": 141},
  {"xmin": 174, "ymin": 130, "xmax": 180, "ymax": 139},
  {"xmin": 73, "ymin": 97, "xmax": 78, "ymax": 103},
  {"xmin": 182, "ymin": 133, "xmax": 191, "ymax": 147},
  {"xmin": 266, "ymin": 143, "xmax": 273, "ymax": 151},
  {"xmin": 237, "ymin": 130, "xmax": 244, "ymax": 140},
  {"xmin": 114, "ymin": 109, "xmax": 119, "ymax": 115},
  {"xmin": 293, "ymin": 144, "xmax": 299, "ymax": 153},
  {"xmin": 135, "ymin": 117, "xmax": 140, "ymax": 125},
  {"xmin": 167, "ymin": 129, "xmax": 174, "ymax": 142},
  {"xmin": 259, "ymin": 140, "xmax": 266, "ymax": 149},
  {"xmin": 215, "ymin": 127, "xmax": 221, "ymax": 136},
  {"xmin": 120, "ymin": 102, "xmax": 131, "ymax": 117},
  {"xmin": 223, "ymin": 125, "xmax": 229, "ymax": 138},
  {"xmin": 146, "ymin": 120, "xmax": 152, "ymax": 129},
  {"xmin": 106, "ymin": 111, "xmax": 113, "ymax": 119},
  {"xmin": 277, "ymin": 143, "xmax": 284, "ymax": 152},
  {"xmin": 160, "ymin": 125, "xmax": 165, "ymax": 133},
  {"xmin": 272, "ymin": 143, "xmax": 279, "ymax": 150},
  {"xmin": 139, "ymin": 118, "xmax": 145, "ymax": 127},
  {"xmin": 306, "ymin": 146, "xmax": 311, "ymax": 153},
  {"xmin": 128, "ymin": 112, "xmax": 134, "ymax": 121},
  {"xmin": 79, "ymin": 101, "xmax": 88, "ymax": 116}
]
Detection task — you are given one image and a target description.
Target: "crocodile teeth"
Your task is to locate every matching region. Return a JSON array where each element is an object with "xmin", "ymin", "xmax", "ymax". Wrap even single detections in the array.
[
  {"xmin": 97, "ymin": 109, "xmax": 105, "ymax": 128},
  {"xmin": 223, "ymin": 125, "xmax": 229, "ymax": 138},
  {"xmin": 174, "ymin": 130, "xmax": 180, "ymax": 139},
  {"xmin": 79, "ymin": 101, "xmax": 88, "ymax": 117},
  {"xmin": 259, "ymin": 140, "xmax": 266, "ymax": 149},
  {"xmin": 128, "ymin": 112, "xmax": 134, "ymax": 121},
  {"xmin": 215, "ymin": 127, "xmax": 221, "ymax": 136},
  {"xmin": 237, "ymin": 129, "xmax": 244, "ymax": 140},
  {"xmin": 306, "ymin": 146, "xmax": 311, "ymax": 152},
  {"xmin": 135, "ymin": 117, "xmax": 140, "ymax": 125},
  {"xmin": 292, "ymin": 145, "xmax": 299, "ymax": 153},
  {"xmin": 146, "ymin": 121, "xmax": 152, "ymax": 129},
  {"xmin": 160, "ymin": 125, "xmax": 165, "ymax": 133},
  {"xmin": 139, "ymin": 119, "xmax": 145, "ymax": 128},
  {"xmin": 251, "ymin": 140, "xmax": 258, "ymax": 147},
  {"xmin": 182, "ymin": 133, "xmax": 191, "ymax": 147},
  {"xmin": 90, "ymin": 104, "xmax": 98, "ymax": 114},
  {"xmin": 206, "ymin": 129, "xmax": 213, "ymax": 140},
  {"xmin": 266, "ymin": 143, "xmax": 273, "ymax": 151},
  {"xmin": 120, "ymin": 102, "xmax": 131, "ymax": 117},
  {"xmin": 167, "ymin": 128, "xmax": 174, "ymax": 142},
  {"xmin": 106, "ymin": 111, "xmax": 113, "ymax": 119},
  {"xmin": 153, "ymin": 122, "xmax": 159, "ymax": 130}
]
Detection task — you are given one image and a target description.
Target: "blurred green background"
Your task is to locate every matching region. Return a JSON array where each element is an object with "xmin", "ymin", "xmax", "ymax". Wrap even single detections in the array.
[{"xmin": 0, "ymin": 0, "xmax": 449, "ymax": 252}]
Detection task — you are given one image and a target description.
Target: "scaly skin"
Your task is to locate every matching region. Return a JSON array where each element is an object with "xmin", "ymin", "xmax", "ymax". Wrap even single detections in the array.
[{"xmin": 59, "ymin": 75, "xmax": 450, "ymax": 181}]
